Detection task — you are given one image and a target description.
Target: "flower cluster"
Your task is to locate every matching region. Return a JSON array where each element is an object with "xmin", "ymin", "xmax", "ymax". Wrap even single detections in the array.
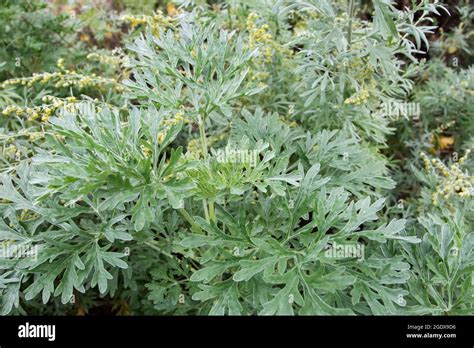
[
  {"xmin": 278, "ymin": 115, "xmax": 298, "ymax": 128},
  {"xmin": 185, "ymin": 133, "xmax": 227, "ymax": 160},
  {"xmin": 161, "ymin": 111, "xmax": 186, "ymax": 127},
  {"xmin": 121, "ymin": 11, "xmax": 174, "ymax": 35},
  {"xmin": 157, "ymin": 111, "xmax": 190, "ymax": 145},
  {"xmin": 247, "ymin": 13, "xmax": 274, "ymax": 63},
  {"xmin": 421, "ymin": 151, "xmax": 473, "ymax": 206},
  {"xmin": 427, "ymin": 121, "xmax": 456, "ymax": 153},
  {"xmin": 2, "ymin": 96, "xmax": 77, "ymax": 122},
  {"xmin": 121, "ymin": 14, "xmax": 147, "ymax": 27},
  {"xmin": 245, "ymin": 12, "xmax": 293, "ymax": 82},
  {"xmin": 87, "ymin": 52, "xmax": 122, "ymax": 66},
  {"xmin": 141, "ymin": 144, "xmax": 152, "ymax": 158},
  {"xmin": 26, "ymin": 131, "xmax": 46, "ymax": 142},
  {"xmin": 2, "ymin": 72, "xmax": 62, "ymax": 88},
  {"xmin": 19, "ymin": 208, "xmax": 37, "ymax": 222},
  {"xmin": 1, "ymin": 59, "xmax": 123, "ymax": 92},
  {"xmin": 185, "ymin": 138, "xmax": 203, "ymax": 159},
  {"xmin": 140, "ymin": 112, "xmax": 189, "ymax": 156},
  {"xmin": 348, "ymin": 56, "xmax": 375, "ymax": 81},
  {"xmin": 344, "ymin": 88, "xmax": 370, "ymax": 105},
  {"xmin": 3, "ymin": 144, "xmax": 20, "ymax": 161}
]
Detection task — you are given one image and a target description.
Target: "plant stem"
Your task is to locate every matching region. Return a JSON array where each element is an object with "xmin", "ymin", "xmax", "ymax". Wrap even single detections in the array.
[
  {"xmin": 197, "ymin": 114, "xmax": 211, "ymax": 223},
  {"xmin": 347, "ymin": 0, "xmax": 356, "ymax": 48},
  {"xmin": 202, "ymin": 200, "xmax": 210, "ymax": 222},
  {"xmin": 178, "ymin": 208, "xmax": 202, "ymax": 233},
  {"xmin": 209, "ymin": 199, "xmax": 215, "ymax": 223},
  {"xmin": 144, "ymin": 240, "xmax": 175, "ymax": 259},
  {"xmin": 197, "ymin": 114, "xmax": 208, "ymax": 158},
  {"xmin": 145, "ymin": 240, "xmax": 200, "ymax": 263},
  {"xmin": 227, "ymin": 6, "xmax": 233, "ymax": 30}
]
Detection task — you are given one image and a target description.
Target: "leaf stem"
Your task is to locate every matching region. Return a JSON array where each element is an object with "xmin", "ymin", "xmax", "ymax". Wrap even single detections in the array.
[
  {"xmin": 202, "ymin": 200, "xmax": 210, "ymax": 222},
  {"xmin": 197, "ymin": 114, "xmax": 208, "ymax": 158},
  {"xmin": 227, "ymin": 6, "xmax": 233, "ymax": 30},
  {"xmin": 144, "ymin": 240, "xmax": 175, "ymax": 259},
  {"xmin": 209, "ymin": 200, "xmax": 215, "ymax": 223},
  {"xmin": 178, "ymin": 208, "xmax": 202, "ymax": 233},
  {"xmin": 197, "ymin": 114, "xmax": 211, "ymax": 223}
]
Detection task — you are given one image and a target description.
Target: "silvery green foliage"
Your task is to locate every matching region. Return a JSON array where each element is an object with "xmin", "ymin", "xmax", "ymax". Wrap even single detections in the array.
[
  {"xmin": 402, "ymin": 212, "xmax": 474, "ymax": 315},
  {"xmin": 231, "ymin": 109, "xmax": 395, "ymax": 198},
  {"xmin": 0, "ymin": 1, "xmax": 468, "ymax": 316},
  {"xmin": 179, "ymin": 179, "xmax": 415, "ymax": 315},
  {"xmin": 0, "ymin": 103, "xmax": 417, "ymax": 315},
  {"xmin": 124, "ymin": 22, "xmax": 264, "ymax": 124},
  {"xmin": 400, "ymin": 165, "xmax": 474, "ymax": 315},
  {"xmin": 287, "ymin": 0, "xmax": 448, "ymax": 142}
]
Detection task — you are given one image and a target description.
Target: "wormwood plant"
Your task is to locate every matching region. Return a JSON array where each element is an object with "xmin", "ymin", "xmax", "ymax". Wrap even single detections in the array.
[
  {"xmin": 0, "ymin": 0, "xmax": 472, "ymax": 316},
  {"xmin": 397, "ymin": 150, "xmax": 474, "ymax": 314},
  {"xmin": 0, "ymin": 101, "xmax": 416, "ymax": 315}
]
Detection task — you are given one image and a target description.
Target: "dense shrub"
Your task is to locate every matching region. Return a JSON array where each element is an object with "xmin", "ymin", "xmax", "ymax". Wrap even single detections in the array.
[{"xmin": 0, "ymin": 0, "xmax": 472, "ymax": 315}]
